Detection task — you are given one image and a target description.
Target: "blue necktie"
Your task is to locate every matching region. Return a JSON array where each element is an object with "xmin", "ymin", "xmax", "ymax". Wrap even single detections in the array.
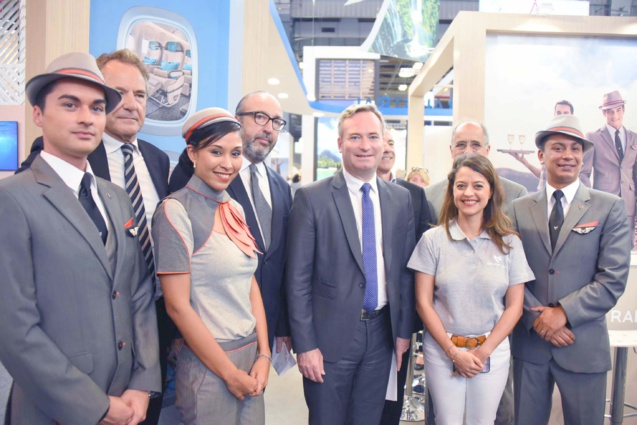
[{"xmin": 361, "ymin": 183, "xmax": 378, "ymax": 312}]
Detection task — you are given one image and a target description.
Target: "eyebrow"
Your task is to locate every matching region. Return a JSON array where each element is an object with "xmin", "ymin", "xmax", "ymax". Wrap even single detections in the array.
[{"xmin": 57, "ymin": 94, "xmax": 107, "ymax": 105}]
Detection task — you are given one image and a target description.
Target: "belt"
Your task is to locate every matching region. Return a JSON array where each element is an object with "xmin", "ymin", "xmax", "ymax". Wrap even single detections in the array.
[
  {"xmin": 360, "ymin": 306, "xmax": 387, "ymax": 321},
  {"xmin": 450, "ymin": 334, "xmax": 487, "ymax": 349}
]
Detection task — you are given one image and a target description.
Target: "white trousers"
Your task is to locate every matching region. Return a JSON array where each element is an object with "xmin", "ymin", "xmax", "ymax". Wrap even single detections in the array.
[{"xmin": 424, "ymin": 332, "xmax": 510, "ymax": 425}]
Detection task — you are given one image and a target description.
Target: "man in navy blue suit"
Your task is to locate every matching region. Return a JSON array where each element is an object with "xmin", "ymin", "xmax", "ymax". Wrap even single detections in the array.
[
  {"xmin": 16, "ymin": 49, "xmax": 171, "ymax": 425},
  {"xmin": 228, "ymin": 91, "xmax": 293, "ymax": 353}
]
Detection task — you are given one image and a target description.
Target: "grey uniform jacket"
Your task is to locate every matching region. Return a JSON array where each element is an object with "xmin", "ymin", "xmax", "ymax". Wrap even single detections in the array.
[
  {"xmin": 0, "ymin": 156, "xmax": 160, "ymax": 425},
  {"xmin": 510, "ymin": 184, "xmax": 630, "ymax": 373}
]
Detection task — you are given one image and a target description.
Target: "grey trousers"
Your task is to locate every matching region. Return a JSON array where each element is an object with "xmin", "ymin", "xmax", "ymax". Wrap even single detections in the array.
[{"xmin": 175, "ymin": 334, "xmax": 265, "ymax": 425}]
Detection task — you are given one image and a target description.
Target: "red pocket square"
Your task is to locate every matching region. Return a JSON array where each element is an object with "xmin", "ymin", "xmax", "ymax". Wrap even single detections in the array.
[
  {"xmin": 575, "ymin": 221, "xmax": 599, "ymax": 228},
  {"xmin": 124, "ymin": 217, "xmax": 135, "ymax": 229}
]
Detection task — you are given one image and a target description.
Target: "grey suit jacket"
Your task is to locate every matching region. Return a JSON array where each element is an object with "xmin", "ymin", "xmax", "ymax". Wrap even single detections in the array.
[
  {"xmin": 286, "ymin": 170, "xmax": 416, "ymax": 362},
  {"xmin": 426, "ymin": 176, "xmax": 528, "ymax": 223},
  {"xmin": 0, "ymin": 156, "xmax": 160, "ymax": 425},
  {"xmin": 581, "ymin": 125, "xmax": 637, "ymax": 217},
  {"xmin": 510, "ymin": 184, "xmax": 630, "ymax": 373}
]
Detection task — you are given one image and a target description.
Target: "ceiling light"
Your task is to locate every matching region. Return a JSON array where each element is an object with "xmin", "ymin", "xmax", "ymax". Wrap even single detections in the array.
[
  {"xmin": 312, "ymin": 112, "xmax": 324, "ymax": 117},
  {"xmin": 278, "ymin": 93, "xmax": 289, "ymax": 99},
  {"xmin": 398, "ymin": 84, "xmax": 408, "ymax": 91},
  {"xmin": 412, "ymin": 62, "xmax": 423, "ymax": 71},
  {"xmin": 268, "ymin": 77, "xmax": 280, "ymax": 85},
  {"xmin": 398, "ymin": 67, "xmax": 416, "ymax": 78},
  {"xmin": 307, "ymin": 93, "xmax": 316, "ymax": 101},
  {"xmin": 299, "ymin": 61, "xmax": 305, "ymax": 69}
]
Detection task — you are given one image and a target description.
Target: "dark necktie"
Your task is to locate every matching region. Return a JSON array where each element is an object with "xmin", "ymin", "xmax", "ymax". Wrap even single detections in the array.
[
  {"xmin": 615, "ymin": 129, "xmax": 624, "ymax": 161},
  {"xmin": 78, "ymin": 173, "xmax": 108, "ymax": 244},
  {"xmin": 121, "ymin": 144, "xmax": 155, "ymax": 279},
  {"xmin": 361, "ymin": 183, "xmax": 378, "ymax": 312},
  {"xmin": 249, "ymin": 163, "xmax": 272, "ymax": 250},
  {"xmin": 549, "ymin": 190, "xmax": 564, "ymax": 250}
]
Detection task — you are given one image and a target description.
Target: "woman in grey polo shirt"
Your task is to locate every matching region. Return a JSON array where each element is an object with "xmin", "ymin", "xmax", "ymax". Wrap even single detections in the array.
[
  {"xmin": 408, "ymin": 154, "xmax": 534, "ymax": 424},
  {"xmin": 152, "ymin": 108, "xmax": 270, "ymax": 424}
]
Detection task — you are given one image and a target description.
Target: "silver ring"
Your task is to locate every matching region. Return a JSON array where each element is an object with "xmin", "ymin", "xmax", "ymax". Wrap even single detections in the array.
[{"xmin": 541, "ymin": 330, "xmax": 547, "ymax": 334}]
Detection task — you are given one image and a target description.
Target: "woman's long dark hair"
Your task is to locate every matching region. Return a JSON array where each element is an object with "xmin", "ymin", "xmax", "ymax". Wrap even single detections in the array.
[{"xmin": 439, "ymin": 153, "xmax": 518, "ymax": 254}]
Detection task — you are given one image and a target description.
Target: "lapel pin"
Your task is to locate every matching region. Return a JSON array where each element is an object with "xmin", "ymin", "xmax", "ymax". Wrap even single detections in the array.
[
  {"xmin": 631, "ymin": 145, "xmax": 637, "ymax": 151},
  {"xmin": 107, "ymin": 192, "xmax": 112, "ymax": 199}
]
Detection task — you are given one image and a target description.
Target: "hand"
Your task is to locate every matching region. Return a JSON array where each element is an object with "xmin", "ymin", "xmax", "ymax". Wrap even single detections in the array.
[
  {"xmin": 99, "ymin": 396, "xmax": 134, "ymax": 425},
  {"xmin": 224, "ymin": 368, "xmax": 258, "ymax": 400},
  {"xmin": 451, "ymin": 350, "xmax": 484, "ymax": 379},
  {"xmin": 119, "ymin": 389, "xmax": 150, "ymax": 425},
  {"xmin": 548, "ymin": 326, "xmax": 576, "ymax": 347},
  {"xmin": 249, "ymin": 356, "xmax": 271, "ymax": 396},
  {"xmin": 297, "ymin": 348, "xmax": 325, "ymax": 383},
  {"xmin": 276, "ymin": 336, "xmax": 292, "ymax": 354},
  {"xmin": 395, "ymin": 337, "xmax": 410, "ymax": 371},
  {"xmin": 531, "ymin": 306, "xmax": 568, "ymax": 340}
]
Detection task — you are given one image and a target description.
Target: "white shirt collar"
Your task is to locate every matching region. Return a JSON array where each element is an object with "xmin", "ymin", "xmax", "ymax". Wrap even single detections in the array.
[
  {"xmin": 342, "ymin": 168, "xmax": 379, "ymax": 194},
  {"xmin": 241, "ymin": 155, "xmax": 266, "ymax": 177},
  {"xmin": 103, "ymin": 132, "xmax": 139, "ymax": 155},
  {"xmin": 546, "ymin": 179, "xmax": 579, "ymax": 205},
  {"xmin": 40, "ymin": 151, "xmax": 97, "ymax": 194}
]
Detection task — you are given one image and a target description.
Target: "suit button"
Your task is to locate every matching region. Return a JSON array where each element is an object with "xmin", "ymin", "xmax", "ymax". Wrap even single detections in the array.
[
  {"xmin": 359, "ymin": 283, "xmax": 364, "ymax": 288},
  {"xmin": 549, "ymin": 269, "xmax": 555, "ymax": 275},
  {"xmin": 118, "ymin": 341, "xmax": 126, "ymax": 350},
  {"xmin": 112, "ymin": 291, "xmax": 119, "ymax": 300}
]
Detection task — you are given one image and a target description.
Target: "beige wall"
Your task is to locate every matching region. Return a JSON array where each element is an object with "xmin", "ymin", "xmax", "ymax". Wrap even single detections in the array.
[{"xmin": 23, "ymin": 0, "xmax": 90, "ymax": 153}]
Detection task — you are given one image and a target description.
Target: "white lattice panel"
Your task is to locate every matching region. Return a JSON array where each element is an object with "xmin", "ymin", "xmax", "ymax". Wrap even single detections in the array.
[{"xmin": 0, "ymin": 0, "xmax": 25, "ymax": 105}]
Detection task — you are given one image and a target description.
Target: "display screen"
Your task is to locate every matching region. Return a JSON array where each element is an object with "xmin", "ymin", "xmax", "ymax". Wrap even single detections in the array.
[{"xmin": 0, "ymin": 121, "xmax": 18, "ymax": 171}]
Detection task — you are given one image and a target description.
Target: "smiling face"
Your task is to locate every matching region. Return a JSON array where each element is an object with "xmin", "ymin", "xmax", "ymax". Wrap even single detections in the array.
[
  {"xmin": 453, "ymin": 166, "xmax": 492, "ymax": 221},
  {"xmin": 101, "ymin": 60, "xmax": 146, "ymax": 143},
  {"xmin": 603, "ymin": 105, "xmax": 624, "ymax": 130},
  {"xmin": 338, "ymin": 111, "xmax": 384, "ymax": 181},
  {"xmin": 539, "ymin": 134, "xmax": 583, "ymax": 189},
  {"xmin": 451, "ymin": 122, "xmax": 490, "ymax": 158},
  {"xmin": 187, "ymin": 130, "xmax": 243, "ymax": 191},
  {"xmin": 33, "ymin": 78, "xmax": 106, "ymax": 170}
]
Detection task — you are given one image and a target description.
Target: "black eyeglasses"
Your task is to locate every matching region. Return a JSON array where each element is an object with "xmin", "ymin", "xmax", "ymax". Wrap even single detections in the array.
[
  {"xmin": 237, "ymin": 111, "xmax": 287, "ymax": 131},
  {"xmin": 411, "ymin": 167, "xmax": 429, "ymax": 172}
]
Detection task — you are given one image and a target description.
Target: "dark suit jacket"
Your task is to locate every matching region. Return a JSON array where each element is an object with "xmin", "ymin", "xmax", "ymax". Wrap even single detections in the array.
[
  {"xmin": 18, "ymin": 136, "xmax": 170, "ymax": 200},
  {"xmin": 395, "ymin": 178, "xmax": 433, "ymax": 241},
  {"xmin": 286, "ymin": 171, "xmax": 416, "ymax": 362},
  {"xmin": 0, "ymin": 156, "xmax": 160, "ymax": 424},
  {"xmin": 227, "ymin": 166, "xmax": 293, "ymax": 342},
  {"xmin": 510, "ymin": 185, "xmax": 630, "ymax": 373}
]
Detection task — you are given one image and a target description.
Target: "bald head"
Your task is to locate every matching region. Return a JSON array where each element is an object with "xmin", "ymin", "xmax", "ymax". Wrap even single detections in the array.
[
  {"xmin": 450, "ymin": 121, "xmax": 490, "ymax": 158},
  {"xmin": 235, "ymin": 91, "xmax": 283, "ymax": 163}
]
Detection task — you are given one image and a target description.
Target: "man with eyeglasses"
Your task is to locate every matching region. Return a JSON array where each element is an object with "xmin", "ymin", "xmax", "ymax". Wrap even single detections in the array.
[
  {"xmin": 228, "ymin": 91, "xmax": 294, "ymax": 356},
  {"xmin": 426, "ymin": 121, "xmax": 527, "ymax": 221},
  {"xmin": 424, "ymin": 120, "xmax": 527, "ymax": 425}
]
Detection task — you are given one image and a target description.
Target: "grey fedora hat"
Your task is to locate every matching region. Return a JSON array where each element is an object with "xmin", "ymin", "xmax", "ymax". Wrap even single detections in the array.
[
  {"xmin": 599, "ymin": 90, "xmax": 626, "ymax": 110},
  {"xmin": 535, "ymin": 114, "xmax": 593, "ymax": 152},
  {"xmin": 26, "ymin": 52, "xmax": 121, "ymax": 114}
]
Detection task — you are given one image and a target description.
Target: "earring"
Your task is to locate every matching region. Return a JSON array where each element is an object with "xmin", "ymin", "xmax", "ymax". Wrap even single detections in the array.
[{"xmin": 193, "ymin": 162, "xmax": 197, "ymax": 169}]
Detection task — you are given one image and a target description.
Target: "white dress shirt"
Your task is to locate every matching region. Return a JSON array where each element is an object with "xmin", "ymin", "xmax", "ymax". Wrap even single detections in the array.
[
  {"xmin": 238, "ymin": 156, "xmax": 272, "ymax": 243},
  {"xmin": 546, "ymin": 179, "xmax": 580, "ymax": 219},
  {"xmin": 342, "ymin": 168, "xmax": 387, "ymax": 309},
  {"xmin": 606, "ymin": 124, "xmax": 626, "ymax": 153},
  {"xmin": 103, "ymin": 133, "xmax": 160, "ymax": 226}
]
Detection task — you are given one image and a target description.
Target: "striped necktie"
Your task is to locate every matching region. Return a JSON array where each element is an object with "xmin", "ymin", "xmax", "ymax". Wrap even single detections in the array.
[
  {"xmin": 249, "ymin": 163, "xmax": 272, "ymax": 250},
  {"xmin": 121, "ymin": 144, "xmax": 155, "ymax": 282}
]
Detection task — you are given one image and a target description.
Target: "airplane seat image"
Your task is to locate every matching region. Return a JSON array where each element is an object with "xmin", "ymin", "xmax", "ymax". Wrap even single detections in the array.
[
  {"xmin": 143, "ymin": 41, "xmax": 163, "ymax": 73},
  {"xmin": 182, "ymin": 49, "xmax": 192, "ymax": 97},
  {"xmin": 148, "ymin": 41, "xmax": 185, "ymax": 107}
]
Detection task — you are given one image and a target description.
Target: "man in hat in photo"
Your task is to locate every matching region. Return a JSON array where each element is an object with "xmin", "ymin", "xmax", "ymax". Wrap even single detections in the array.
[
  {"xmin": 580, "ymin": 90, "xmax": 637, "ymax": 238},
  {"xmin": 511, "ymin": 114, "xmax": 630, "ymax": 425},
  {"xmin": 0, "ymin": 52, "xmax": 160, "ymax": 425}
]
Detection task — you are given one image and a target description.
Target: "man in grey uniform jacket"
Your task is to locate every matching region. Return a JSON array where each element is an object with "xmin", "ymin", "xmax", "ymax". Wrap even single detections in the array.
[{"xmin": 0, "ymin": 52, "xmax": 160, "ymax": 425}]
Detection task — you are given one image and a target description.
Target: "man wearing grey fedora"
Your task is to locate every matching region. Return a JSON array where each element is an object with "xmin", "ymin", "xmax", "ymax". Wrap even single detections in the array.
[
  {"xmin": 580, "ymin": 90, "xmax": 637, "ymax": 240},
  {"xmin": 511, "ymin": 114, "xmax": 630, "ymax": 425},
  {"xmin": 0, "ymin": 52, "xmax": 160, "ymax": 424}
]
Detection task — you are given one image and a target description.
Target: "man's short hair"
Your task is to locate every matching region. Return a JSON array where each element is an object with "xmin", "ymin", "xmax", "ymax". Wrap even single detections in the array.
[
  {"xmin": 450, "ymin": 121, "xmax": 489, "ymax": 146},
  {"xmin": 337, "ymin": 103, "xmax": 385, "ymax": 138},
  {"xmin": 554, "ymin": 100, "xmax": 574, "ymax": 114},
  {"xmin": 96, "ymin": 49, "xmax": 149, "ymax": 82}
]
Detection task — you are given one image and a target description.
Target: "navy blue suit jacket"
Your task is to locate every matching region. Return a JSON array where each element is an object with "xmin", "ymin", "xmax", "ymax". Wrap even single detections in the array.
[{"xmin": 226, "ymin": 167, "xmax": 293, "ymax": 343}]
